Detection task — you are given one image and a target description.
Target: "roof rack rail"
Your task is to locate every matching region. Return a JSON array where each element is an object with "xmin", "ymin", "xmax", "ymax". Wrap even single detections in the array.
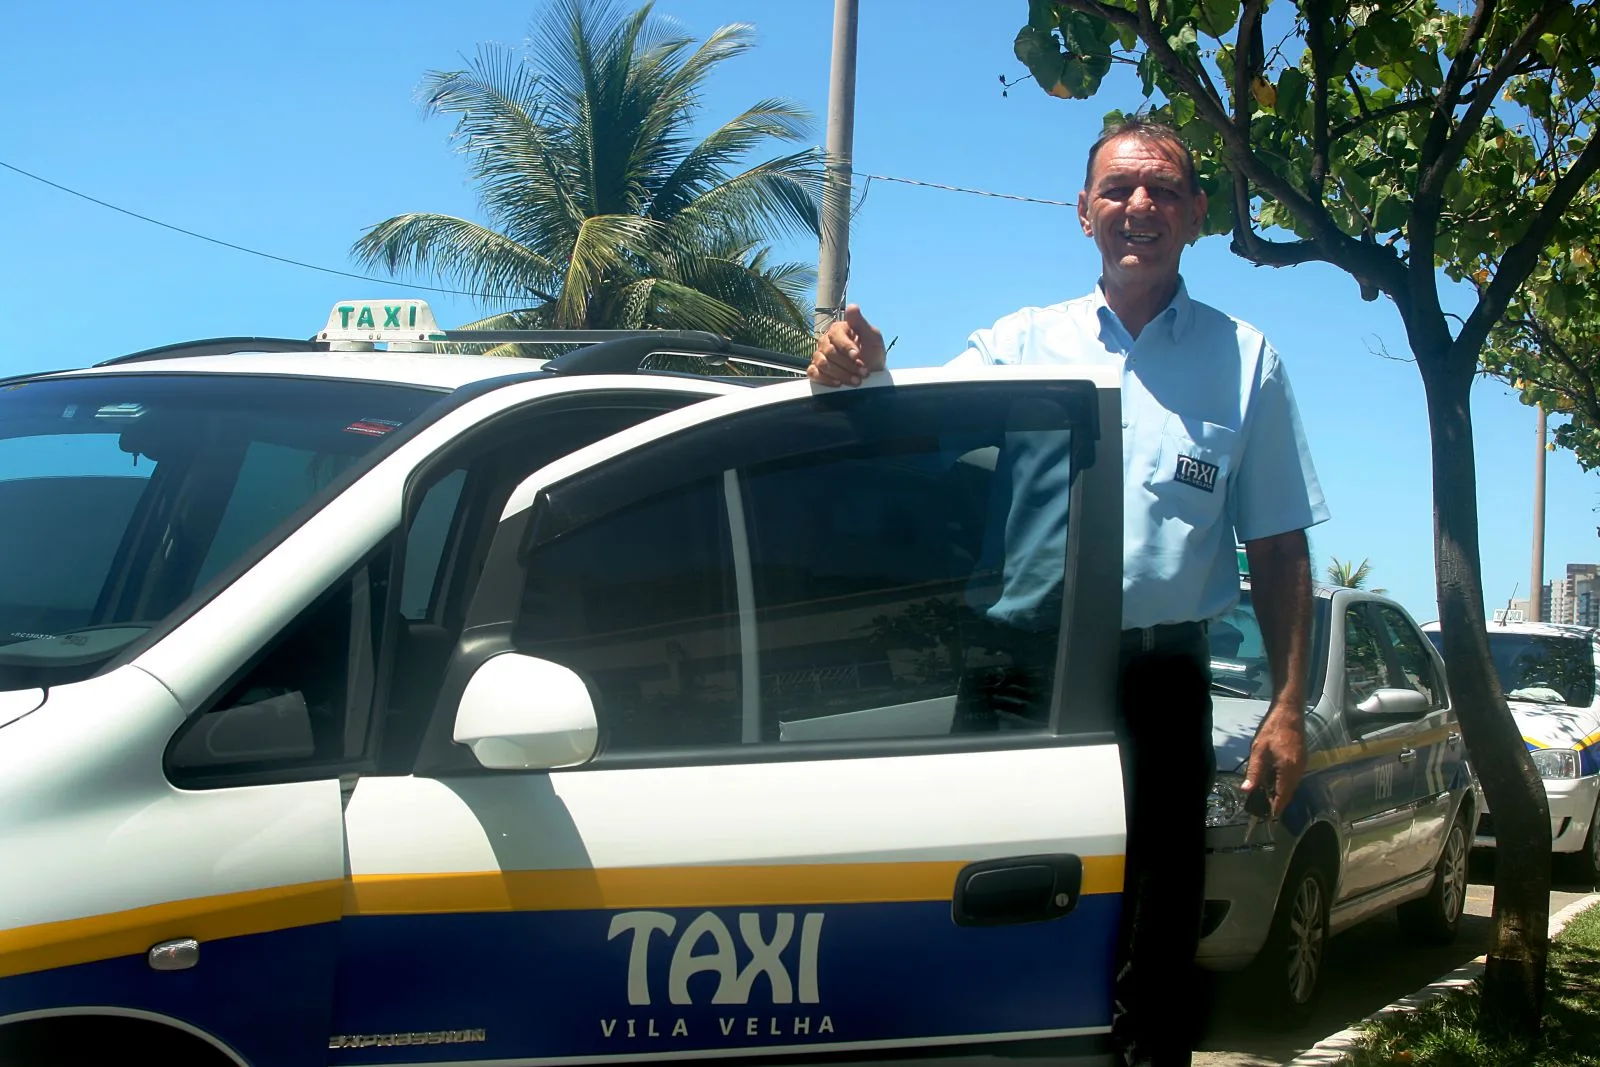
[
  {"xmin": 95, "ymin": 337, "xmax": 326, "ymax": 367},
  {"xmin": 84, "ymin": 322, "xmax": 808, "ymax": 378},
  {"xmin": 542, "ymin": 332, "xmax": 808, "ymax": 377}
]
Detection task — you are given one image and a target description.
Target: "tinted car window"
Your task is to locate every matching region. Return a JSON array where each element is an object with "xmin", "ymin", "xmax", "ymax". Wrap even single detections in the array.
[
  {"xmin": 515, "ymin": 476, "xmax": 741, "ymax": 751},
  {"xmin": 1375, "ymin": 606, "xmax": 1442, "ymax": 707},
  {"xmin": 0, "ymin": 375, "xmax": 440, "ymax": 690},
  {"xmin": 1344, "ymin": 608, "xmax": 1393, "ymax": 708},
  {"xmin": 512, "ymin": 383, "xmax": 1090, "ymax": 754},
  {"xmin": 1486, "ymin": 632, "xmax": 1595, "ymax": 706}
]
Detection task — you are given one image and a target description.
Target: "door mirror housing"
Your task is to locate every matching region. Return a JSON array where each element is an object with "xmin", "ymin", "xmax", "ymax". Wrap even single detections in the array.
[
  {"xmin": 453, "ymin": 654, "xmax": 598, "ymax": 770},
  {"xmin": 1351, "ymin": 686, "xmax": 1430, "ymax": 727}
]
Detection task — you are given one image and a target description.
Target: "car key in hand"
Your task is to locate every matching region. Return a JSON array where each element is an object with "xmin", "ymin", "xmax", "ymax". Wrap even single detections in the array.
[{"xmin": 1243, "ymin": 775, "xmax": 1275, "ymax": 845}]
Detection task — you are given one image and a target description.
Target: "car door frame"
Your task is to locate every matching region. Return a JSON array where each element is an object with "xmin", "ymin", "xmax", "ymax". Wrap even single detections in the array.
[
  {"xmin": 1365, "ymin": 601, "xmax": 1463, "ymax": 877},
  {"xmin": 1328, "ymin": 593, "xmax": 1424, "ymax": 905},
  {"xmin": 345, "ymin": 365, "xmax": 1128, "ymax": 1067},
  {"xmin": 413, "ymin": 366, "xmax": 1123, "ymax": 776}
]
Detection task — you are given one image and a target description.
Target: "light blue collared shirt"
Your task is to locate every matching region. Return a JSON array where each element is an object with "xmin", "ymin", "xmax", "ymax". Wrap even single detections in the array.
[{"xmin": 950, "ymin": 279, "xmax": 1330, "ymax": 631}]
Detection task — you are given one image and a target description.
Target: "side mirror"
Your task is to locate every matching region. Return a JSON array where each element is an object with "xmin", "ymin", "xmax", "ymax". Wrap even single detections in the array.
[
  {"xmin": 1351, "ymin": 686, "xmax": 1430, "ymax": 727},
  {"xmin": 453, "ymin": 654, "xmax": 599, "ymax": 771}
]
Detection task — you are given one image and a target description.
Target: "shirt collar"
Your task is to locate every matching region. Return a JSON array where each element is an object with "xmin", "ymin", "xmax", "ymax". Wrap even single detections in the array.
[{"xmin": 1091, "ymin": 276, "xmax": 1194, "ymax": 346}]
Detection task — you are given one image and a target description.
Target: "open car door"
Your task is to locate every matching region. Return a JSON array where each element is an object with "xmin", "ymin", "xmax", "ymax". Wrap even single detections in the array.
[{"xmin": 336, "ymin": 364, "xmax": 1127, "ymax": 1066}]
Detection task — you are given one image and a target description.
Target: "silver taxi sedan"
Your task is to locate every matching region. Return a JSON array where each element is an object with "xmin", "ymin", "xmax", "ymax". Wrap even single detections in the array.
[{"xmin": 1197, "ymin": 581, "xmax": 1475, "ymax": 1023}]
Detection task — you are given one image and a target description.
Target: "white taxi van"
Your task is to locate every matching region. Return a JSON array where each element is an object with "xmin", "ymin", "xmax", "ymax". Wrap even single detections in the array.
[
  {"xmin": 0, "ymin": 302, "xmax": 1128, "ymax": 1066},
  {"xmin": 1423, "ymin": 619, "xmax": 1600, "ymax": 880}
]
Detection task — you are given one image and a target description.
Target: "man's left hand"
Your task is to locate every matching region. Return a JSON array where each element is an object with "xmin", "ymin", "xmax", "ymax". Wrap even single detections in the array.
[{"xmin": 1243, "ymin": 702, "xmax": 1306, "ymax": 818}]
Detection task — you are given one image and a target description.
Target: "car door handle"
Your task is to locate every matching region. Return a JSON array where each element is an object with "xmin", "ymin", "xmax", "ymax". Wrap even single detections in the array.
[
  {"xmin": 952, "ymin": 854, "xmax": 1083, "ymax": 927},
  {"xmin": 1399, "ymin": 748, "xmax": 1418, "ymax": 763}
]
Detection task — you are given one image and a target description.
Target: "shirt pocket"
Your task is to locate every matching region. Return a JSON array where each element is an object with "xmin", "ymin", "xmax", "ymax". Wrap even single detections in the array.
[{"xmin": 1146, "ymin": 419, "xmax": 1237, "ymax": 524}]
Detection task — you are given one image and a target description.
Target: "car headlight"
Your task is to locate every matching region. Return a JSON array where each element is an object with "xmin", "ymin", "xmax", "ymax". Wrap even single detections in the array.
[
  {"xmin": 1532, "ymin": 748, "xmax": 1580, "ymax": 780},
  {"xmin": 1207, "ymin": 773, "xmax": 1251, "ymax": 827}
]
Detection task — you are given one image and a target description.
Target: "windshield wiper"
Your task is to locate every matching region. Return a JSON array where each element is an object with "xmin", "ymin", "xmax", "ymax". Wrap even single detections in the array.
[{"xmin": 1210, "ymin": 680, "xmax": 1254, "ymax": 698}]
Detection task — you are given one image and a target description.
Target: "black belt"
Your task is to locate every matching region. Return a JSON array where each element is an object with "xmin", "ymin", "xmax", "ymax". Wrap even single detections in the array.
[{"xmin": 1120, "ymin": 620, "xmax": 1208, "ymax": 652}]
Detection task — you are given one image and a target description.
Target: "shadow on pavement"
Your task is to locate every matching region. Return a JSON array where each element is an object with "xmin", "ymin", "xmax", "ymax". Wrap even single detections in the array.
[
  {"xmin": 1194, "ymin": 910, "xmax": 1495, "ymax": 1064},
  {"xmin": 1194, "ymin": 852, "xmax": 1597, "ymax": 1065}
]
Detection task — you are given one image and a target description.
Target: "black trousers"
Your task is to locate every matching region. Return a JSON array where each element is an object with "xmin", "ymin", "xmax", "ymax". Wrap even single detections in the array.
[{"xmin": 1112, "ymin": 623, "xmax": 1216, "ymax": 1066}]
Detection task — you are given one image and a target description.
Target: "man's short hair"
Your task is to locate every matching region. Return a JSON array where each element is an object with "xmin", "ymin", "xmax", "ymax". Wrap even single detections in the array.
[{"xmin": 1084, "ymin": 114, "xmax": 1201, "ymax": 195}]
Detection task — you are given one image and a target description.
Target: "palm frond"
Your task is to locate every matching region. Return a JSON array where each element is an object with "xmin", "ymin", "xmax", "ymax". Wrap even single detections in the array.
[
  {"xmin": 351, "ymin": 213, "xmax": 561, "ymax": 303},
  {"xmin": 420, "ymin": 51, "xmax": 584, "ymax": 255},
  {"xmin": 649, "ymin": 99, "xmax": 813, "ymax": 221},
  {"xmin": 615, "ymin": 276, "xmax": 744, "ymax": 335},
  {"xmin": 554, "ymin": 213, "xmax": 666, "ymax": 326},
  {"xmin": 367, "ymin": 0, "xmax": 828, "ymax": 350},
  {"xmin": 666, "ymin": 149, "xmax": 824, "ymax": 244}
]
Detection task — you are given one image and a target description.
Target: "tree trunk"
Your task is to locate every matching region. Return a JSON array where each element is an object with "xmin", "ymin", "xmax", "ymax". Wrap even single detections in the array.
[{"xmin": 1416, "ymin": 344, "xmax": 1552, "ymax": 1037}]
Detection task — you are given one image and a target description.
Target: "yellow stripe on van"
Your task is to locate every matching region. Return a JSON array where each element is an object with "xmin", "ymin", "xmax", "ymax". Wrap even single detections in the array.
[
  {"xmin": 345, "ymin": 857, "xmax": 1126, "ymax": 916},
  {"xmin": 0, "ymin": 858, "xmax": 1124, "ymax": 982},
  {"xmin": 0, "ymin": 878, "xmax": 343, "ymax": 981}
]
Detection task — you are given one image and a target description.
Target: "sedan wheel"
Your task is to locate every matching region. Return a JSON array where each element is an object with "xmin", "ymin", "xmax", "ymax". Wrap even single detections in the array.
[
  {"xmin": 1285, "ymin": 875, "xmax": 1327, "ymax": 1006},
  {"xmin": 1399, "ymin": 813, "xmax": 1469, "ymax": 944},
  {"xmin": 1250, "ymin": 854, "xmax": 1331, "ymax": 1027}
]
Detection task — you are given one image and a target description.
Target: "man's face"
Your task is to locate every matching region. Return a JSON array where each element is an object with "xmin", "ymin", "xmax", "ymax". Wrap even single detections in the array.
[{"xmin": 1077, "ymin": 135, "xmax": 1207, "ymax": 289}]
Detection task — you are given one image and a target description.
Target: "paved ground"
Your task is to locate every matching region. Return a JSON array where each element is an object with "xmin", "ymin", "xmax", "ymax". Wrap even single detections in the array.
[{"xmin": 1191, "ymin": 852, "xmax": 1597, "ymax": 1067}]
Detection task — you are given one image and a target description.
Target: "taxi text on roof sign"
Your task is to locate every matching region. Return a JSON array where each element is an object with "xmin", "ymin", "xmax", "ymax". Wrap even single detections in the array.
[{"xmin": 319, "ymin": 299, "xmax": 447, "ymax": 345}]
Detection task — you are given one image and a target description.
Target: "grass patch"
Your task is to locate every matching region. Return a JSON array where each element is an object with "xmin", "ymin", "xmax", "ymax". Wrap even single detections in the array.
[{"xmin": 1347, "ymin": 902, "xmax": 1600, "ymax": 1067}]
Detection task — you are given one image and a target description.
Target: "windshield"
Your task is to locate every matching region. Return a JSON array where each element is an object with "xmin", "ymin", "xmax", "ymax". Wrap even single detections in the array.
[
  {"xmin": 1428, "ymin": 630, "xmax": 1597, "ymax": 707},
  {"xmin": 1208, "ymin": 588, "xmax": 1328, "ymax": 701},
  {"xmin": 0, "ymin": 374, "xmax": 442, "ymax": 691}
]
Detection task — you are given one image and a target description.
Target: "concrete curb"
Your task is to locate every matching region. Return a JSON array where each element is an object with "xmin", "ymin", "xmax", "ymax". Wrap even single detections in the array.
[{"xmin": 1279, "ymin": 892, "xmax": 1600, "ymax": 1067}]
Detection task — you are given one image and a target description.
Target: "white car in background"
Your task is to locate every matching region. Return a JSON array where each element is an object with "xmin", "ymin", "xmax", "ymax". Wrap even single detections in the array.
[{"xmin": 1423, "ymin": 620, "xmax": 1600, "ymax": 880}]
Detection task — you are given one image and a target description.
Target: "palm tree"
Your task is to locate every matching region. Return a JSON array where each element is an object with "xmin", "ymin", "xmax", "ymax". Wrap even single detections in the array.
[
  {"xmin": 1326, "ymin": 556, "xmax": 1388, "ymax": 594},
  {"xmin": 352, "ymin": 0, "xmax": 822, "ymax": 355}
]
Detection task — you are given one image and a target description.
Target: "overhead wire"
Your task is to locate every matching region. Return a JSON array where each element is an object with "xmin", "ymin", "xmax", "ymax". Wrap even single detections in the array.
[
  {"xmin": 0, "ymin": 159, "xmax": 524, "ymax": 301},
  {"xmin": 850, "ymin": 170, "xmax": 1076, "ymax": 208},
  {"xmin": 0, "ymin": 157, "xmax": 1075, "ymax": 307}
]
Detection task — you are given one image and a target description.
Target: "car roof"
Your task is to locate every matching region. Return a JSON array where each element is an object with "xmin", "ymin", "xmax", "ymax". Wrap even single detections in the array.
[
  {"xmin": 1418, "ymin": 618, "xmax": 1596, "ymax": 638},
  {"xmin": 33, "ymin": 350, "xmax": 548, "ymax": 391}
]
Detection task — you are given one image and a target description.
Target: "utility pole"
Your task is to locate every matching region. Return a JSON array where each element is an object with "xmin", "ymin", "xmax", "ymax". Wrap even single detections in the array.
[
  {"xmin": 1531, "ymin": 403, "xmax": 1547, "ymax": 622},
  {"xmin": 814, "ymin": 0, "xmax": 859, "ymax": 334}
]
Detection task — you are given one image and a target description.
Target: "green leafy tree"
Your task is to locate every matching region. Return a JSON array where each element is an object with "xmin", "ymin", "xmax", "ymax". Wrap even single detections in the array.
[
  {"xmin": 1480, "ymin": 235, "xmax": 1600, "ymax": 469},
  {"xmin": 353, "ymin": 0, "xmax": 822, "ymax": 355},
  {"xmin": 1326, "ymin": 555, "xmax": 1387, "ymax": 593},
  {"xmin": 1013, "ymin": 0, "xmax": 1600, "ymax": 1033}
]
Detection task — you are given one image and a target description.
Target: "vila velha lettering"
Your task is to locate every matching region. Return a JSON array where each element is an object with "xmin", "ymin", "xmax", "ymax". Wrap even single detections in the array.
[{"xmin": 602, "ymin": 910, "xmax": 831, "ymax": 1041}]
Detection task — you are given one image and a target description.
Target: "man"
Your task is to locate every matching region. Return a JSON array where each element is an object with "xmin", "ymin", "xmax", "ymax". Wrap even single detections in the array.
[{"xmin": 810, "ymin": 115, "xmax": 1328, "ymax": 1067}]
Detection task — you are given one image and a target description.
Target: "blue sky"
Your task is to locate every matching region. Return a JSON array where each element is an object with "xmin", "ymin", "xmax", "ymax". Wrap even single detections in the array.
[{"xmin": 3, "ymin": 0, "xmax": 1593, "ymax": 623}]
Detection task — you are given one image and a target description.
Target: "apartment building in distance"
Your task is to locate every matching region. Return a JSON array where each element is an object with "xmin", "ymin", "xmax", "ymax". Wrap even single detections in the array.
[{"xmin": 1541, "ymin": 563, "xmax": 1600, "ymax": 626}]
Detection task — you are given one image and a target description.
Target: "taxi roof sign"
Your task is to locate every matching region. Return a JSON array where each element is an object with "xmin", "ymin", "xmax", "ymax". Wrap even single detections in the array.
[{"xmin": 318, "ymin": 299, "xmax": 447, "ymax": 346}]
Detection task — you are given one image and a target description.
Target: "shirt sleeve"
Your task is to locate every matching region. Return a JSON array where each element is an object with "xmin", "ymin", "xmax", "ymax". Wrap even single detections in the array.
[
  {"xmin": 944, "ymin": 312, "xmax": 1026, "ymax": 367},
  {"xmin": 1228, "ymin": 343, "xmax": 1331, "ymax": 543}
]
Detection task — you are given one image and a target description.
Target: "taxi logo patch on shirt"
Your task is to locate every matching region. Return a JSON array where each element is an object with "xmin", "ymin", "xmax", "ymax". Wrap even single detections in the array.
[{"xmin": 1174, "ymin": 454, "xmax": 1219, "ymax": 493}]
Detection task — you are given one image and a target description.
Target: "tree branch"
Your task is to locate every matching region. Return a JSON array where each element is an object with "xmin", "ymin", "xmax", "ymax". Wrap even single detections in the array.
[
  {"xmin": 1306, "ymin": 0, "xmax": 1333, "ymax": 193},
  {"xmin": 1229, "ymin": 230, "xmax": 1327, "ymax": 267},
  {"xmin": 1420, "ymin": 0, "xmax": 1500, "ymax": 173},
  {"xmin": 1332, "ymin": 89, "xmax": 1476, "ymax": 140},
  {"xmin": 1059, "ymin": 0, "xmax": 1411, "ymax": 304},
  {"xmin": 1506, "ymin": 314, "xmax": 1600, "ymax": 430},
  {"xmin": 1419, "ymin": 2, "xmax": 1561, "ymax": 206},
  {"xmin": 1232, "ymin": 0, "xmax": 1265, "ymax": 139},
  {"xmin": 1458, "ymin": 135, "xmax": 1600, "ymax": 357}
]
